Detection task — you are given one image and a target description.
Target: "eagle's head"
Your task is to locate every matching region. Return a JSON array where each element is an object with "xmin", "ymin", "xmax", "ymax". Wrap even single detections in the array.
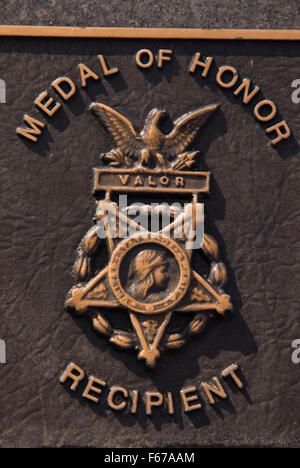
[{"xmin": 141, "ymin": 108, "xmax": 168, "ymax": 137}]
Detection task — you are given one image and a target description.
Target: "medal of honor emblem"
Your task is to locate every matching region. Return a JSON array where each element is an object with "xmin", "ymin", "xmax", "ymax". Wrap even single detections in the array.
[{"xmin": 65, "ymin": 102, "xmax": 232, "ymax": 367}]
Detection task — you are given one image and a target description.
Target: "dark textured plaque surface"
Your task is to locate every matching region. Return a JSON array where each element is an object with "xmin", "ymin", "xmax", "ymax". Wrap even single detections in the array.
[{"xmin": 0, "ymin": 1, "xmax": 300, "ymax": 449}]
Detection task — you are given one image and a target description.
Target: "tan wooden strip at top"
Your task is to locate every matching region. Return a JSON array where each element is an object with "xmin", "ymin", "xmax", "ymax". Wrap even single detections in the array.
[{"xmin": 0, "ymin": 25, "xmax": 300, "ymax": 40}]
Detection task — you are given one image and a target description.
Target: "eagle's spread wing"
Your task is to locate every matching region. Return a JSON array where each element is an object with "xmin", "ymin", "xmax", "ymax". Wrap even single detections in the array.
[
  {"xmin": 90, "ymin": 103, "xmax": 142, "ymax": 156},
  {"xmin": 163, "ymin": 104, "xmax": 218, "ymax": 157}
]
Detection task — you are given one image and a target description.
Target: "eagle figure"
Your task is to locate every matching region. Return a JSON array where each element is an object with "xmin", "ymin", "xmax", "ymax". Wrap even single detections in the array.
[{"xmin": 90, "ymin": 102, "xmax": 218, "ymax": 168}]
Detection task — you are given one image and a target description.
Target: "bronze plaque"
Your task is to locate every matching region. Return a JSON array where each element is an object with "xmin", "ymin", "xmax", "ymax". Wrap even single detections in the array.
[{"xmin": 0, "ymin": 26, "xmax": 299, "ymax": 448}]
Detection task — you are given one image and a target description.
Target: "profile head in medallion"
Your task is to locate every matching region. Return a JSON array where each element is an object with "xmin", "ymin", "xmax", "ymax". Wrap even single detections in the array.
[{"xmin": 128, "ymin": 249, "xmax": 169, "ymax": 300}]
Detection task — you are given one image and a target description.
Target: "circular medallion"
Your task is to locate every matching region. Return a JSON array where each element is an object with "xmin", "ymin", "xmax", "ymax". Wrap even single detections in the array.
[{"xmin": 108, "ymin": 235, "xmax": 191, "ymax": 314}]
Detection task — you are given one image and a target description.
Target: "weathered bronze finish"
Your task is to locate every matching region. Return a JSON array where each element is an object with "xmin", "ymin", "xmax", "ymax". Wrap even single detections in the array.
[
  {"xmin": 90, "ymin": 102, "xmax": 218, "ymax": 169},
  {"xmin": 65, "ymin": 103, "xmax": 232, "ymax": 367},
  {"xmin": 59, "ymin": 361, "xmax": 244, "ymax": 413}
]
